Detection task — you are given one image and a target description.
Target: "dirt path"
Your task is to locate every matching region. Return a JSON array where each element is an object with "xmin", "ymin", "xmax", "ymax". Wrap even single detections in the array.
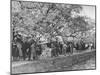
[{"xmin": 11, "ymin": 50, "xmax": 96, "ymax": 74}]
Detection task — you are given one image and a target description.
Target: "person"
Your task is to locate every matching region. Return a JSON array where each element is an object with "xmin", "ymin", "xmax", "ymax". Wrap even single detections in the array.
[
  {"xmin": 12, "ymin": 41, "xmax": 19, "ymax": 61},
  {"xmin": 14, "ymin": 33, "xmax": 23, "ymax": 60},
  {"xmin": 62, "ymin": 44, "xmax": 67, "ymax": 56},
  {"xmin": 51, "ymin": 43, "xmax": 56, "ymax": 57}
]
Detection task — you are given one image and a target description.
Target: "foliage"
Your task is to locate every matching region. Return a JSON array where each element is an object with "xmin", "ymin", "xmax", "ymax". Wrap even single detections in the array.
[{"xmin": 11, "ymin": 1, "xmax": 95, "ymax": 43}]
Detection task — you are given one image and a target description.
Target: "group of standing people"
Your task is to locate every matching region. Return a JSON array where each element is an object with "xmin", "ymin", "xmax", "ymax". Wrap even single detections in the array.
[{"xmin": 11, "ymin": 31, "xmax": 95, "ymax": 61}]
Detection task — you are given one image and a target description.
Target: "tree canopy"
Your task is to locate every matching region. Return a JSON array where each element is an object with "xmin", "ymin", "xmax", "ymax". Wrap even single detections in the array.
[{"xmin": 11, "ymin": 1, "xmax": 95, "ymax": 43}]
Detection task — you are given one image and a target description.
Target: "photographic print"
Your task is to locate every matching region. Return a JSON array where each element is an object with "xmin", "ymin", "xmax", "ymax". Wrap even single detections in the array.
[{"xmin": 11, "ymin": 0, "xmax": 96, "ymax": 74}]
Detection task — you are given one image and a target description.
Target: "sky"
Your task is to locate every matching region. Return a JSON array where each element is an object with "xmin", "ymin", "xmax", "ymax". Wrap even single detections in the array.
[{"xmin": 80, "ymin": 5, "xmax": 95, "ymax": 20}]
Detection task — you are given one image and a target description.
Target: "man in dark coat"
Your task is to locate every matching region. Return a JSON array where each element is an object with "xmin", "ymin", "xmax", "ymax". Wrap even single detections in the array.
[{"xmin": 12, "ymin": 41, "xmax": 19, "ymax": 61}]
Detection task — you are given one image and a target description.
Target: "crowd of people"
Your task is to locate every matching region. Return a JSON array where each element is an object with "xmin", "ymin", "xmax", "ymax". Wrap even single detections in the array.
[{"xmin": 11, "ymin": 31, "xmax": 96, "ymax": 61}]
